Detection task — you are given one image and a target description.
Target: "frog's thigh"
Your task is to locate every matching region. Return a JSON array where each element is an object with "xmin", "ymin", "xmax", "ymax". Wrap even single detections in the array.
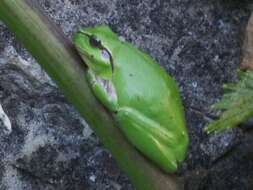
[
  {"xmin": 116, "ymin": 107, "xmax": 178, "ymax": 173},
  {"xmin": 86, "ymin": 69, "xmax": 118, "ymax": 111}
]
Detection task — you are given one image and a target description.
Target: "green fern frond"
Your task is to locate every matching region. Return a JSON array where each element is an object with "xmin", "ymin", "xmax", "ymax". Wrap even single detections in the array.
[{"xmin": 205, "ymin": 70, "xmax": 253, "ymax": 133}]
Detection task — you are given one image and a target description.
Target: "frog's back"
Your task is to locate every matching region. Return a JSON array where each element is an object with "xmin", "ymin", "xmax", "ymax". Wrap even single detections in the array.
[
  {"xmin": 113, "ymin": 41, "xmax": 188, "ymax": 160},
  {"xmin": 115, "ymin": 43, "xmax": 186, "ymax": 133}
]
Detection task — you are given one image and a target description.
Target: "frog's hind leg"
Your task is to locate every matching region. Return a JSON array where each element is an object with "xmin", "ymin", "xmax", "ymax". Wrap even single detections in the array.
[{"xmin": 116, "ymin": 107, "xmax": 179, "ymax": 173}]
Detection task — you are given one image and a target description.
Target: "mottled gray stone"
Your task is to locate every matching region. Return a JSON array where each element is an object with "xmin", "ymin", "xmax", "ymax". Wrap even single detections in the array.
[
  {"xmin": 0, "ymin": 62, "xmax": 131, "ymax": 190},
  {"xmin": 0, "ymin": 0, "xmax": 253, "ymax": 189}
]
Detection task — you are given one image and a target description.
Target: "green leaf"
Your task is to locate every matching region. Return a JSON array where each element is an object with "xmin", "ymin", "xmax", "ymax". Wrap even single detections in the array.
[{"xmin": 205, "ymin": 70, "xmax": 253, "ymax": 133}]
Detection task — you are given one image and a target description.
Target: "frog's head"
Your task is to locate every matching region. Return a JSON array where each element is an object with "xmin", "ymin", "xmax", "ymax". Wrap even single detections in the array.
[{"xmin": 74, "ymin": 25, "xmax": 118, "ymax": 79}]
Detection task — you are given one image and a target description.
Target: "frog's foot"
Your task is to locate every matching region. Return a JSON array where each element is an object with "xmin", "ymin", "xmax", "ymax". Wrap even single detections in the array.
[{"xmin": 116, "ymin": 107, "xmax": 182, "ymax": 173}]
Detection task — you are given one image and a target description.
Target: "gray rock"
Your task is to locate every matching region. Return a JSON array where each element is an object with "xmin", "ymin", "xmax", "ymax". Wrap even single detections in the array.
[
  {"xmin": 0, "ymin": 0, "xmax": 253, "ymax": 189},
  {"xmin": 0, "ymin": 62, "xmax": 131, "ymax": 190}
]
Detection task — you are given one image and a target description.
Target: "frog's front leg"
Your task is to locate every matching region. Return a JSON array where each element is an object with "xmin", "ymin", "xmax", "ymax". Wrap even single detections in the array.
[
  {"xmin": 116, "ymin": 107, "xmax": 180, "ymax": 173},
  {"xmin": 86, "ymin": 69, "xmax": 118, "ymax": 111}
]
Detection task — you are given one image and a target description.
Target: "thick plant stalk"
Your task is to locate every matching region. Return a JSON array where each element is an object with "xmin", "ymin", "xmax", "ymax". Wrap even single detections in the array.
[{"xmin": 0, "ymin": 0, "xmax": 183, "ymax": 190}]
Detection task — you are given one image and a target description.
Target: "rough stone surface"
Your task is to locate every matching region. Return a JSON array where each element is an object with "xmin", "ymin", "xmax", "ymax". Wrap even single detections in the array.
[
  {"xmin": 0, "ymin": 61, "xmax": 131, "ymax": 190},
  {"xmin": 0, "ymin": 0, "xmax": 253, "ymax": 189}
]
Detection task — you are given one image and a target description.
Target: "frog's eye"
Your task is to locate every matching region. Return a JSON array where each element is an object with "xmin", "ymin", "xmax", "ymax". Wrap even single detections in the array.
[{"xmin": 89, "ymin": 35, "xmax": 102, "ymax": 48}]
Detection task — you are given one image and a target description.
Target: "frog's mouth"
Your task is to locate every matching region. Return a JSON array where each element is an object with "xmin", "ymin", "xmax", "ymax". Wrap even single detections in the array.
[{"xmin": 77, "ymin": 31, "xmax": 115, "ymax": 72}]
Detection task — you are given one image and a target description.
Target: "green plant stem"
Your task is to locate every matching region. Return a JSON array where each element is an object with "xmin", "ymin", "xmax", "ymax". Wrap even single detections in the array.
[{"xmin": 0, "ymin": 0, "xmax": 183, "ymax": 189}]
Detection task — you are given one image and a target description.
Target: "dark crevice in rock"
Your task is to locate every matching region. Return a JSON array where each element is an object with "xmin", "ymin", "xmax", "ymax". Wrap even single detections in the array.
[{"xmin": 12, "ymin": 165, "xmax": 55, "ymax": 187}]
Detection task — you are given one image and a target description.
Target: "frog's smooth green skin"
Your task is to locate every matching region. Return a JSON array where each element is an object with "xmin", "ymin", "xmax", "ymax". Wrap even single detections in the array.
[{"xmin": 74, "ymin": 25, "xmax": 189, "ymax": 173}]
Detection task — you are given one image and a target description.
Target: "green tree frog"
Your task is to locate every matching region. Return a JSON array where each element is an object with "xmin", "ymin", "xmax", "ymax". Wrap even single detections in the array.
[{"xmin": 74, "ymin": 25, "xmax": 189, "ymax": 173}]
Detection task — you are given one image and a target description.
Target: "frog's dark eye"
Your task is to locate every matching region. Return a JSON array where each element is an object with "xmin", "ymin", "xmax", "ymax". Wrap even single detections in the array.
[{"xmin": 89, "ymin": 35, "xmax": 101, "ymax": 48}]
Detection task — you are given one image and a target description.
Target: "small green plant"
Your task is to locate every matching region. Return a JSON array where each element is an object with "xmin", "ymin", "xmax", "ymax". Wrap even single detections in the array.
[{"xmin": 205, "ymin": 70, "xmax": 253, "ymax": 133}]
